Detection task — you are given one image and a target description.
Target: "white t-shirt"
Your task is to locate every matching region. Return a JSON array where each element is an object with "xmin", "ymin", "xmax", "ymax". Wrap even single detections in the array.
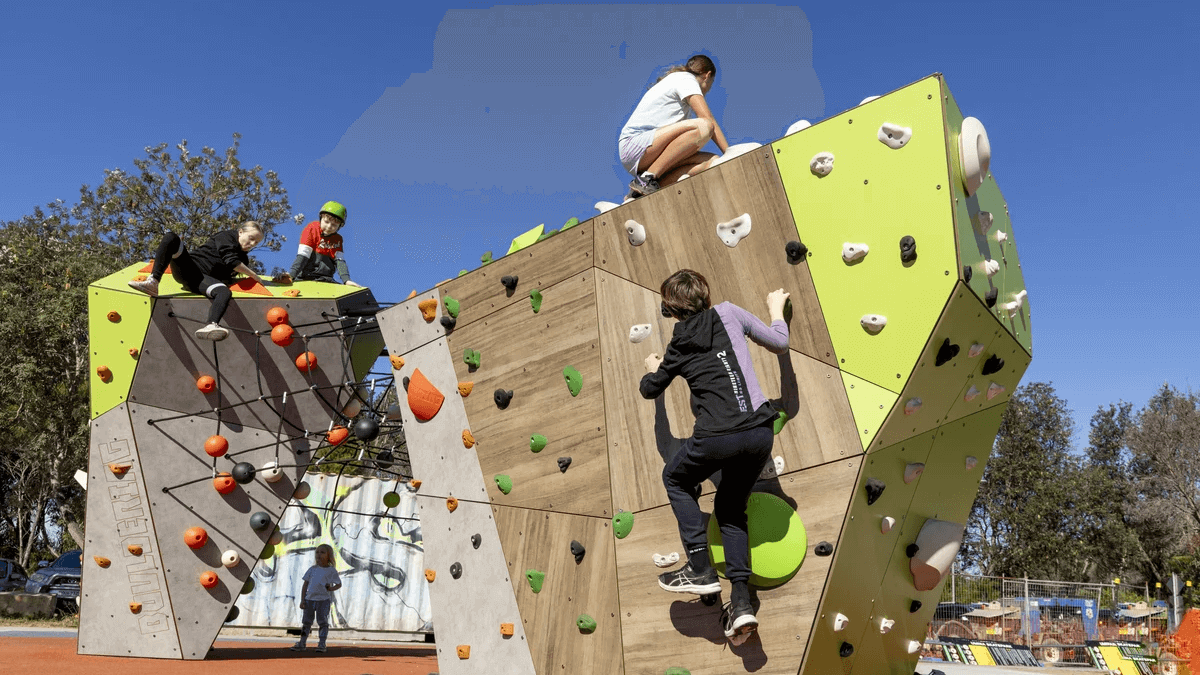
[
  {"xmin": 303, "ymin": 565, "xmax": 342, "ymax": 601},
  {"xmin": 619, "ymin": 71, "xmax": 704, "ymax": 141}
]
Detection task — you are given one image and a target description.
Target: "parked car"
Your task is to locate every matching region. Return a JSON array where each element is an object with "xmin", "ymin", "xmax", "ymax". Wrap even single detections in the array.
[
  {"xmin": 24, "ymin": 550, "xmax": 82, "ymax": 609},
  {"xmin": 0, "ymin": 558, "xmax": 29, "ymax": 591}
]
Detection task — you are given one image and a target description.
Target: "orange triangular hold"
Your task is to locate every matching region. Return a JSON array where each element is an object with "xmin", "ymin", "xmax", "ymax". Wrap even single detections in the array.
[
  {"xmin": 108, "ymin": 462, "xmax": 132, "ymax": 476},
  {"xmin": 417, "ymin": 298, "xmax": 438, "ymax": 322},
  {"xmin": 230, "ymin": 278, "xmax": 273, "ymax": 296},
  {"xmin": 407, "ymin": 368, "xmax": 445, "ymax": 421},
  {"xmin": 406, "ymin": 289, "xmax": 418, "ymax": 299},
  {"xmin": 458, "ymin": 381, "xmax": 474, "ymax": 397},
  {"xmin": 138, "ymin": 263, "xmax": 171, "ymax": 274}
]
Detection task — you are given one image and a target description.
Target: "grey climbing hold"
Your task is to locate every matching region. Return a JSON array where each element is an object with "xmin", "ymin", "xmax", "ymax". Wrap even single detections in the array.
[
  {"xmin": 232, "ymin": 462, "xmax": 256, "ymax": 484},
  {"xmin": 557, "ymin": 456, "xmax": 572, "ymax": 473},
  {"xmin": 225, "ymin": 605, "xmax": 240, "ymax": 622},
  {"xmin": 785, "ymin": 240, "xmax": 808, "ymax": 264},
  {"xmin": 982, "ymin": 354, "xmax": 1005, "ymax": 375},
  {"xmin": 985, "ymin": 288, "xmax": 998, "ymax": 308},
  {"xmin": 570, "ymin": 540, "xmax": 585, "ymax": 564},
  {"xmin": 450, "ymin": 562, "xmax": 462, "ymax": 579},
  {"xmin": 840, "ymin": 641, "xmax": 854, "ymax": 658},
  {"xmin": 900, "ymin": 235, "xmax": 917, "ymax": 264},
  {"xmin": 471, "ymin": 533, "xmax": 481, "ymax": 549},
  {"xmin": 354, "ymin": 417, "xmax": 379, "ymax": 441},
  {"xmin": 865, "ymin": 478, "xmax": 886, "ymax": 505},
  {"xmin": 906, "ymin": 543, "xmax": 920, "ymax": 558},
  {"xmin": 935, "ymin": 338, "xmax": 960, "ymax": 366},
  {"xmin": 440, "ymin": 315, "xmax": 456, "ymax": 331},
  {"xmin": 494, "ymin": 389, "xmax": 513, "ymax": 409},
  {"xmin": 250, "ymin": 511, "xmax": 271, "ymax": 531},
  {"xmin": 402, "ymin": 376, "xmax": 410, "ymax": 391},
  {"xmin": 963, "ymin": 265, "xmax": 973, "ymax": 282},
  {"xmin": 501, "ymin": 275, "xmax": 519, "ymax": 291},
  {"xmin": 815, "ymin": 541, "xmax": 833, "ymax": 556},
  {"xmin": 910, "ymin": 600, "xmax": 922, "ymax": 613}
]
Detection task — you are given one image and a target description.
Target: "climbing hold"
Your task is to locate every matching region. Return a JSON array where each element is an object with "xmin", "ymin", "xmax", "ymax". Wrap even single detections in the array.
[
  {"xmin": 127, "ymin": 544, "xmax": 143, "ymax": 556},
  {"xmin": 995, "ymin": 229, "xmax": 1009, "ymax": 244},
  {"xmin": 250, "ymin": 511, "xmax": 271, "ymax": 531},
  {"xmin": 108, "ymin": 462, "xmax": 132, "ymax": 477},
  {"xmin": 900, "ymin": 235, "xmax": 918, "ymax": 264},
  {"xmin": 494, "ymin": 474, "xmax": 513, "ymax": 495},
  {"xmin": 219, "ymin": 549, "xmax": 240, "ymax": 568},
  {"xmin": 456, "ymin": 645, "xmax": 471, "ymax": 660},
  {"xmin": 814, "ymin": 541, "xmax": 833, "ymax": 556},
  {"xmin": 501, "ymin": 275, "xmax": 519, "ymax": 292},
  {"xmin": 225, "ymin": 606, "xmax": 240, "ymax": 623},
  {"xmin": 842, "ymin": 242, "xmax": 869, "ymax": 263},
  {"xmin": 417, "ymin": 298, "xmax": 438, "ymax": 322},
  {"xmin": 839, "ymin": 641, "xmax": 854, "ymax": 658},
  {"xmin": 935, "ymin": 338, "xmax": 960, "ymax": 366},
  {"xmin": 480, "ymin": 251, "xmax": 494, "ymax": 265},
  {"xmin": 1003, "ymin": 289, "xmax": 1028, "ymax": 318},
  {"xmin": 653, "ymin": 552, "xmax": 680, "ymax": 568},
  {"xmin": 440, "ymin": 315, "xmax": 456, "ymax": 331},
  {"xmin": 184, "ymin": 526, "xmax": 208, "ymax": 549},
  {"xmin": 715, "ymin": 213, "xmax": 752, "ymax": 248},
  {"xmin": 107, "ymin": 311, "xmax": 121, "ymax": 323},
  {"xmin": 904, "ymin": 463, "xmax": 926, "ymax": 484},
  {"xmin": 376, "ymin": 450, "xmax": 395, "ymax": 467},
  {"xmin": 987, "ymin": 382, "xmax": 1006, "ymax": 400},
  {"xmin": 576, "ymin": 614, "xmax": 597, "ymax": 633},
  {"xmin": 759, "ymin": 455, "xmax": 785, "ymax": 479},
  {"xmin": 450, "ymin": 562, "xmax": 462, "ymax": 579},
  {"xmin": 810, "ymin": 151, "xmax": 834, "ymax": 177},
  {"xmin": 910, "ymin": 600, "xmax": 922, "ymax": 612},
  {"xmin": 981, "ymin": 354, "xmax": 1005, "ymax": 375},
  {"xmin": 563, "ymin": 366, "xmax": 582, "ymax": 396},
  {"xmin": 268, "ymin": 529, "xmax": 283, "ymax": 546},
  {"xmin": 529, "ymin": 434, "xmax": 547, "ymax": 453},
  {"xmin": 457, "ymin": 381, "xmax": 473, "ymax": 397},
  {"xmin": 129, "ymin": 602, "xmax": 143, "ymax": 614},
  {"xmin": 570, "ymin": 540, "xmax": 586, "ymax": 564},
  {"xmin": 530, "ymin": 289, "xmax": 543, "ymax": 313},
  {"xmin": 232, "ymin": 462, "xmax": 256, "ymax": 484},
  {"xmin": 878, "ymin": 122, "xmax": 912, "ymax": 149},
  {"xmin": 880, "ymin": 617, "xmax": 895, "ymax": 633},
  {"xmin": 964, "ymin": 385, "xmax": 981, "ymax": 402},
  {"xmin": 407, "ymin": 479, "xmax": 421, "ymax": 491},
  {"xmin": 446, "ymin": 496, "xmax": 458, "ymax": 512},
  {"xmin": 94, "ymin": 555, "xmax": 111, "ymax": 568},
  {"xmin": 295, "ymin": 351, "xmax": 318, "ymax": 372},
  {"xmin": 408, "ymin": 368, "xmax": 445, "ymax": 421},
  {"xmin": 470, "ymin": 533, "xmax": 481, "ymax": 549},
  {"xmin": 129, "ymin": 348, "xmax": 139, "ymax": 358},
  {"xmin": 458, "ymin": 269, "xmax": 469, "ymax": 276},
  {"xmin": 493, "ymin": 388, "xmax": 513, "ymax": 410},
  {"xmin": 865, "ymin": 478, "xmax": 886, "ymax": 505},
  {"xmin": 196, "ymin": 375, "xmax": 216, "ymax": 393},
  {"xmin": 785, "ymin": 240, "xmax": 808, "ymax": 264},
  {"xmin": 612, "ymin": 511, "xmax": 634, "ymax": 539},
  {"xmin": 628, "ymin": 324, "xmax": 651, "ymax": 343},
  {"xmin": 266, "ymin": 307, "xmax": 289, "ymax": 327},
  {"xmin": 204, "ymin": 434, "xmax": 229, "ymax": 458},
  {"xmin": 959, "ymin": 116, "xmax": 991, "ymax": 197},
  {"xmin": 354, "ymin": 417, "xmax": 379, "ymax": 441},
  {"xmin": 860, "ymin": 314, "xmax": 887, "ymax": 334},
  {"xmin": 500, "ymin": 622, "xmax": 514, "ymax": 636},
  {"xmin": 561, "ymin": 217, "xmax": 580, "ymax": 231},
  {"xmin": 860, "ymin": 95, "xmax": 881, "ymax": 105},
  {"xmin": 882, "ymin": 516, "xmax": 896, "ymax": 533},
  {"xmin": 463, "ymin": 348, "xmax": 481, "ymax": 369},
  {"xmin": 773, "ymin": 411, "xmax": 789, "ymax": 435},
  {"xmin": 213, "ymin": 473, "xmax": 236, "ymax": 494},
  {"xmin": 911, "ymin": 519, "xmax": 964, "ymax": 591},
  {"xmin": 424, "ymin": 569, "xmax": 436, "ymax": 582},
  {"xmin": 525, "ymin": 569, "xmax": 545, "ymax": 593},
  {"xmin": 462, "ymin": 429, "xmax": 476, "ymax": 448},
  {"xmin": 983, "ymin": 259, "xmax": 1000, "ymax": 278},
  {"xmin": 389, "ymin": 354, "xmax": 405, "ymax": 370},
  {"xmin": 96, "ymin": 365, "xmax": 113, "ymax": 383},
  {"xmin": 963, "ymin": 265, "xmax": 973, "ymax": 283},
  {"xmin": 985, "ymin": 287, "xmax": 998, "ymax": 308},
  {"xmin": 974, "ymin": 211, "xmax": 994, "ymax": 235},
  {"xmin": 557, "ymin": 456, "xmax": 572, "ymax": 473},
  {"xmin": 786, "ymin": 119, "xmax": 811, "ymax": 135},
  {"xmin": 965, "ymin": 456, "xmax": 978, "ymax": 471},
  {"xmin": 270, "ymin": 324, "xmax": 295, "ymax": 347},
  {"xmin": 665, "ymin": 669, "xmax": 692, "ymax": 675},
  {"xmin": 833, "ymin": 613, "xmax": 849, "ymax": 631},
  {"xmin": 906, "ymin": 543, "xmax": 920, "ymax": 558},
  {"xmin": 383, "ymin": 491, "xmax": 400, "ymax": 508},
  {"xmin": 907, "ymin": 640, "xmax": 922, "ymax": 654},
  {"xmin": 904, "ymin": 398, "xmax": 922, "ymax": 416},
  {"xmin": 443, "ymin": 296, "xmax": 460, "ymax": 318},
  {"xmin": 281, "ymin": 288, "xmax": 301, "ymax": 297},
  {"xmin": 327, "ymin": 426, "xmax": 350, "ymax": 446},
  {"xmin": 402, "ymin": 376, "xmax": 409, "ymax": 390}
]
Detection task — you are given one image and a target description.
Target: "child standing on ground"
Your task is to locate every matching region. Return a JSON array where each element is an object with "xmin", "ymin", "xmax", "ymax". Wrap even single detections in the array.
[
  {"xmin": 291, "ymin": 544, "xmax": 342, "ymax": 653},
  {"xmin": 278, "ymin": 201, "xmax": 361, "ymax": 287},
  {"xmin": 128, "ymin": 221, "xmax": 267, "ymax": 341},
  {"xmin": 640, "ymin": 269, "xmax": 789, "ymax": 643}
]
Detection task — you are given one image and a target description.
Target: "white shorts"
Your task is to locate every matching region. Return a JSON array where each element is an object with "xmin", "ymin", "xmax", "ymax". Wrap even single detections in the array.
[{"xmin": 618, "ymin": 129, "xmax": 656, "ymax": 176}]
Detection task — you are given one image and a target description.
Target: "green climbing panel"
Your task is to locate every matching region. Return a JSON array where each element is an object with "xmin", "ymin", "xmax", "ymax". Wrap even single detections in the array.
[
  {"xmin": 707, "ymin": 492, "xmax": 807, "ymax": 587},
  {"xmin": 773, "ymin": 76, "xmax": 957, "ymax": 394},
  {"xmin": 941, "ymin": 325, "xmax": 1029, "ymax": 425},
  {"xmin": 944, "ymin": 83, "xmax": 1032, "ymax": 356},
  {"xmin": 506, "ymin": 223, "xmax": 545, "ymax": 255},
  {"xmin": 88, "ymin": 286, "xmax": 153, "ymax": 419},
  {"xmin": 842, "ymin": 372, "xmax": 899, "ymax": 451},
  {"xmin": 91, "ymin": 260, "xmax": 361, "ymax": 300}
]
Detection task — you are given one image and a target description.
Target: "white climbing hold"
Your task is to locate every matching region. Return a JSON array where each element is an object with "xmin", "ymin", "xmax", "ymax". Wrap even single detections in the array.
[
  {"xmin": 880, "ymin": 618, "xmax": 895, "ymax": 634},
  {"xmin": 974, "ymin": 211, "xmax": 994, "ymax": 235},
  {"xmin": 910, "ymin": 518, "xmax": 966, "ymax": 591},
  {"xmin": 983, "ymin": 259, "xmax": 1000, "ymax": 277},
  {"xmin": 595, "ymin": 200, "xmax": 619, "ymax": 214},
  {"xmin": 342, "ymin": 397, "xmax": 363, "ymax": 418},
  {"xmin": 965, "ymin": 456, "xmax": 978, "ymax": 471},
  {"xmin": 907, "ymin": 640, "xmax": 922, "ymax": 654},
  {"xmin": 860, "ymin": 314, "xmax": 887, "ymax": 334},
  {"xmin": 995, "ymin": 230, "xmax": 1008, "ymax": 244},
  {"xmin": 262, "ymin": 460, "xmax": 283, "ymax": 483},
  {"xmin": 810, "ymin": 152, "xmax": 835, "ymax": 177},
  {"xmin": 677, "ymin": 173, "xmax": 690, "ymax": 181},
  {"xmin": 709, "ymin": 142, "xmax": 761, "ymax": 168},
  {"xmin": 878, "ymin": 122, "xmax": 912, "ymax": 149},
  {"xmin": 860, "ymin": 95, "xmax": 880, "ymax": 105},
  {"xmin": 625, "ymin": 219, "xmax": 647, "ymax": 246},
  {"xmin": 881, "ymin": 516, "xmax": 896, "ymax": 533},
  {"xmin": 987, "ymin": 382, "xmax": 1006, "ymax": 400},
  {"xmin": 653, "ymin": 552, "xmax": 680, "ymax": 568},
  {"xmin": 1003, "ymin": 289, "xmax": 1029, "ymax": 318},
  {"xmin": 904, "ymin": 398, "xmax": 922, "ymax": 416},
  {"xmin": 759, "ymin": 455, "xmax": 785, "ymax": 480},
  {"xmin": 842, "ymin": 242, "xmax": 869, "ymax": 263},
  {"xmin": 833, "ymin": 613, "xmax": 850, "ymax": 631},
  {"xmin": 716, "ymin": 213, "xmax": 752, "ymax": 248},
  {"xmin": 964, "ymin": 385, "xmax": 981, "ymax": 402},
  {"xmin": 904, "ymin": 463, "xmax": 925, "ymax": 485},
  {"xmin": 959, "ymin": 116, "xmax": 992, "ymax": 197},
  {"xmin": 221, "ymin": 550, "xmax": 240, "ymax": 568},
  {"xmin": 628, "ymin": 324, "xmax": 652, "ymax": 343},
  {"xmin": 786, "ymin": 119, "xmax": 811, "ymax": 136},
  {"xmin": 968, "ymin": 343, "xmax": 985, "ymax": 358},
  {"xmin": 386, "ymin": 404, "xmax": 403, "ymax": 420},
  {"xmin": 774, "ymin": 455, "xmax": 785, "ymax": 475}
]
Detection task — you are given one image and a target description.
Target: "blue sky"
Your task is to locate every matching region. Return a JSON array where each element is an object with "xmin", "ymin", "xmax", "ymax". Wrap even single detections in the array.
[{"xmin": 2, "ymin": 1, "xmax": 1196, "ymax": 445}]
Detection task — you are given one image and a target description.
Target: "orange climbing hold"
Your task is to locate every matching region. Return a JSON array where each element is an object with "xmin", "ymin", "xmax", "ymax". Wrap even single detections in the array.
[
  {"xmin": 407, "ymin": 368, "xmax": 445, "ymax": 421},
  {"xmin": 127, "ymin": 544, "xmax": 143, "ymax": 556},
  {"xmin": 196, "ymin": 375, "xmax": 216, "ymax": 394},
  {"xmin": 389, "ymin": 355, "xmax": 405, "ymax": 370},
  {"xmin": 456, "ymin": 645, "xmax": 470, "ymax": 660},
  {"xmin": 93, "ymin": 556, "xmax": 111, "ymax": 568},
  {"xmin": 204, "ymin": 434, "xmax": 229, "ymax": 458},
  {"xmin": 128, "ymin": 348, "xmax": 139, "ymax": 358},
  {"xmin": 282, "ymin": 288, "xmax": 300, "ymax": 297},
  {"xmin": 184, "ymin": 526, "xmax": 208, "ymax": 549},
  {"xmin": 462, "ymin": 429, "xmax": 476, "ymax": 448},
  {"xmin": 266, "ymin": 306, "xmax": 289, "ymax": 327},
  {"xmin": 446, "ymin": 496, "xmax": 459, "ymax": 512},
  {"xmin": 96, "ymin": 365, "xmax": 112, "ymax": 382},
  {"xmin": 425, "ymin": 569, "xmax": 436, "ymax": 582},
  {"xmin": 458, "ymin": 381, "xmax": 473, "ymax": 397},
  {"xmin": 213, "ymin": 473, "xmax": 236, "ymax": 495},
  {"xmin": 409, "ymin": 479, "xmax": 422, "ymax": 490},
  {"xmin": 500, "ymin": 623, "xmax": 514, "ymax": 636},
  {"xmin": 270, "ymin": 324, "xmax": 295, "ymax": 346},
  {"xmin": 295, "ymin": 351, "xmax": 318, "ymax": 372},
  {"xmin": 199, "ymin": 571, "xmax": 218, "ymax": 588},
  {"xmin": 406, "ymin": 289, "xmax": 417, "ymax": 299},
  {"xmin": 327, "ymin": 426, "xmax": 350, "ymax": 446},
  {"xmin": 107, "ymin": 311, "xmax": 121, "ymax": 322},
  {"xmin": 417, "ymin": 298, "xmax": 438, "ymax": 322},
  {"xmin": 129, "ymin": 602, "xmax": 142, "ymax": 614},
  {"xmin": 108, "ymin": 462, "xmax": 131, "ymax": 476}
]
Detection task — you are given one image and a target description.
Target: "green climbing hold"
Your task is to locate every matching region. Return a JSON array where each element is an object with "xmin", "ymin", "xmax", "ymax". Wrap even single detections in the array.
[
  {"xmin": 530, "ymin": 434, "xmax": 547, "ymax": 453},
  {"xmin": 560, "ymin": 217, "xmax": 580, "ymax": 231},
  {"xmin": 525, "ymin": 569, "xmax": 545, "ymax": 593},
  {"xmin": 463, "ymin": 348, "xmax": 481, "ymax": 369},
  {"xmin": 259, "ymin": 544, "xmax": 275, "ymax": 560},
  {"xmin": 563, "ymin": 366, "xmax": 582, "ymax": 397},
  {"xmin": 495, "ymin": 474, "xmax": 513, "ymax": 495},
  {"xmin": 664, "ymin": 669, "xmax": 692, "ymax": 675},
  {"xmin": 576, "ymin": 614, "xmax": 597, "ymax": 633},
  {"xmin": 241, "ymin": 578, "xmax": 255, "ymax": 595},
  {"xmin": 383, "ymin": 491, "xmax": 401, "ymax": 508},
  {"xmin": 613, "ymin": 511, "xmax": 634, "ymax": 539},
  {"xmin": 481, "ymin": 251, "xmax": 493, "ymax": 265},
  {"xmin": 773, "ymin": 410, "xmax": 789, "ymax": 435},
  {"xmin": 458, "ymin": 269, "xmax": 469, "ymax": 277},
  {"xmin": 444, "ymin": 296, "xmax": 460, "ymax": 318},
  {"xmin": 530, "ymin": 289, "xmax": 543, "ymax": 313},
  {"xmin": 536, "ymin": 229, "xmax": 558, "ymax": 242}
]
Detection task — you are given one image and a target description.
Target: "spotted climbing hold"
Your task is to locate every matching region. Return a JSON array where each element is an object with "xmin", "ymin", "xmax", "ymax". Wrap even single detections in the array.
[
  {"xmin": 814, "ymin": 541, "xmax": 833, "ymax": 556},
  {"xmin": 425, "ymin": 569, "xmax": 436, "ymax": 582},
  {"xmin": 446, "ymin": 497, "xmax": 458, "ymax": 512},
  {"xmin": 471, "ymin": 533, "xmax": 481, "ymax": 549},
  {"xmin": 570, "ymin": 540, "xmax": 586, "ymax": 564},
  {"xmin": 196, "ymin": 375, "xmax": 216, "ymax": 393},
  {"xmin": 130, "ymin": 602, "xmax": 142, "ymax": 614},
  {"xmin": 408, "ymin": 368, "xmax": 445, "ymax": 421},
  {"xmin": 457, "ymin": 381, "xmax": 473, "ymax": 397},
  {"xmin": 388, "ymin": 354, "xmax": 405, "ymax": 370},
  {"xmin": 576, "ymin": 614, "xmax": 597, "ymax": 633},
  {"xmin": 204, "ymin": 434, "xmax": 229, "ymax": 458},
  {"xmin": 450, "ymin": 562, "xmax": 462, "ymax": 579},
  {"xmin": 107, "ymin": 311, "xmax": 121, "ymax": 322},
  {"xmin": 295, "ymin": 351, "xmax": 318, "ymax": 372},
  {"xmin": 184, "ymin": 526, "xmax": 208, "ymax": 549},
  {"xmin": 494, "ymin": 388, "xmax": 513, "ymax": 409},
  {"xmin": 557, "ymin": 456, "xmax": 572, "ymax": 473},
  {"xmin": 563, "ymin": 366, "xmax": 582, "ymax": 396},
  {"xmin": 94, "ymin": 556, "xmax": 111, "ymax": 568},
  {"xmin": 231, "ymin": 462, "xmax": 256, "ymax": 484},
  {"xmin": 108, "ymin": 462, "xmax": 132, "ymax": 477},
  {"xmin": 529, "ymin": 434, "xmax": 547, "ymax": 453},
  {"xmin": 495, "ymin": 474, "xmax": 513, "ymax": 495},
  {"xmin": 417, "ymin": 298, "xmax": 438, "ymax": 322},
  {"xmin": 127, "ymin": 544, "xmax": 143, "ymax": 556},
  {"xmin": 935, "ymin": 338, "xmax": 960, "ymax": 366},
  {"xmin": 525, "ymin": 569, "xmax": 545, "ymax": 593},
  {"xmin": 785, "ymin": 240, "xmax": 809, "ymax": 264},
  {"xmin": 95, "ymin": 365, "xmax": 112, "ymax": 382},
  {"xmin": 129, "ymin": 348, "xmax": 139, "ymax": 358},
  {"xmin": 266, "ymin": 307, "xmax": 289, "ymax": 327},
  {"xmin": 463, "ymin": 348, "xmax": 481, "ymax": 369},
  {"xmin": 443, "ymin": 296, "xmax": 460, "ymax": 318},
  {"xmin": 456, "ymin": 645, "xmax": 470, "ymax": 660},
  {"xmin": 270, "ymin": 324, "xmax": 295, "ymax": 346},
  {"xmin": 462, "ymin": 429, "xmax": 476, "ymax": 448},
  {"xmin": 530, "ymin": 289, "xmax": 543, "ymax": 313},
  {"xmin": 213, "ymin": 473, "xmax": 236, "ymax": 494},
  {"xmin": 865, "ymin": 478, "xmax": 886, "ymax": 505},
  {"xmin": 500, "ymin": 622, "xmax": 514, "ymax": 636},
  {"xmin": 613, "ymin": 511, "xmax": 634, "ymax": 539},
  {"xmin": 501, "ymin": 275, "xmax": 519, "ymax": 291}
]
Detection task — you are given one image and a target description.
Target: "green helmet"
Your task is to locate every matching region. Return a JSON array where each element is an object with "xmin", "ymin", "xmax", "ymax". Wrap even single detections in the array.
[{"xmin": 319, "ymin": 200, "xmax": 347, "ymax": 224}]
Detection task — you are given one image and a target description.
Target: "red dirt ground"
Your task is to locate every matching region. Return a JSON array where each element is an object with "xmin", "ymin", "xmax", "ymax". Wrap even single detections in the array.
[{"xmin": 0, "ymin": 638, "xmax": 440, "ymax": 674}]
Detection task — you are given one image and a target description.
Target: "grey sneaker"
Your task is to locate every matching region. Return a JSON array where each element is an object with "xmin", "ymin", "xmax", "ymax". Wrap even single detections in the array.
[
  {"xmin": 315, "ymin": 645, "xmax": 327, "ymax": 653},
  {"xmin": 657, "ymin": 562, "xmax": 721, "ymax": 595},
  {"xmin": 195, "ymin": 323, "xmax": 230, "ymax": 341},
  {"xmin": 721, "ymin": 599, "xmax": 758, "ymax": 642},
  {"xmin": 628, "ymin": 172, "xmax": 660, "ymax": 197},
  {"xmin": 128, "ymin": 277, "xmax": 160, "ymax": 296},
  {"xmin": 289, "ymin": 642, "xmax": 306, "ymax": 651}
]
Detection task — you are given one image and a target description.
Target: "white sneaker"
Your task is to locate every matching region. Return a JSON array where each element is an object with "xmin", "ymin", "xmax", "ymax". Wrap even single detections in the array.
[
  {"xmin": 195, "ymin": 323, "xmax": 230, "ymax": 341},
  {"xmin": 128, "ymin": 277, "xmax": 160, "ymax": 296}
]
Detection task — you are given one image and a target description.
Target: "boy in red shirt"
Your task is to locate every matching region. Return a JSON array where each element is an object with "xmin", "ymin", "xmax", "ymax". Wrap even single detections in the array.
[{"xmin": 280, "ymin": 201, "xmax": 361, "ymax": 286}]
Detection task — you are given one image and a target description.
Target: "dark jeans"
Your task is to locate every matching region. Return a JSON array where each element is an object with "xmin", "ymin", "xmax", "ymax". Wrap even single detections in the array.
[
  {"xmin": 151, "ymin": 232, "xmax": 232, "ymax": 324},
  {"xmin": 300, "ymin": 598, "xmax": 331, "ymax": 646},
  {"xmin": 663, "ymin": 423, "xmax": 774, "ymax": 584}
]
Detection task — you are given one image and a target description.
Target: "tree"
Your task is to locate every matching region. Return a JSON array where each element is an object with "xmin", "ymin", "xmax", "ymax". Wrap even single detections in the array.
[{"xmin": 1077, "ymin": 402, "xmax": 1140, "ymax": 582}]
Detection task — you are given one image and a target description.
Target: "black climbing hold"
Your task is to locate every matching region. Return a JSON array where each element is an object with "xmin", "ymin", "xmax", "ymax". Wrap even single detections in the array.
[
  {"xmin": 501, "ymin": 275, "xmax": 519, "ymax": 291},
  {"xmin": 982, "ymin": 354, "xmax": 1005, "ymax": 375},
  {"xmin": 440, "ymin": 315, "xmax": 456, "ymax": 331},
  {"xmin": 225, "ymin": 605, "xmax": 240, "ymax": 622},
  {"xmin": 865, "ymin": 478, "xmax": 885, "ymax": 505},
  {"xmin": 910, "ymin": 600, "xmax": 922, "ymax": 613},
  {"xmin": 985, "ymin": 287, "xmax": 998, "ymax": 307},
  {"xmin": 840, "ymin": 641, "xmax": 854, "ymax": 658},
  {"xmin": 354, "ymin": 417, "xmax": 380, "ymax": 441},
  {"xmin": 570, "ymin": 540, "xmax": 586, "ymax": 564},
  {"xmin": 785, "ymin": 240, "xmax": 809, "ymax": 264},
  {"xmin": 494, "ymin": 388, "xmax": 513, "ymax": 409},
  {"xmin": 963, "ymin": 265, "xmax": 973, "ymax": 283},
  {"xmin": 700, "ymin": 592, "xmax": 719, "ymax": 606},
  {"xmin": 232, "ymin": 462, "xmax": 256, "ymax": 484},
  {"xmin": 450, "ymin": 562, "xmax": 462, "ymax": 579},
  {"xmin": 402, "ymin": 376, "xmax": 410, "ymax": 391},
  {"xmin": 906, "ymin": 543, "xmax": 920, "ymax": 558},
  {"xmin": 375, "ymin": 450, "xmax": 394, "ymax": 468},
  {"xmin": 250, "ymin": 511, "xmax": 271, "ymax": 531},
  {"xmin": 935, "ymin": 338, "xmax": 960, "ymax": 367},
  {"xmin": 471, "ymin": 533, "xmax": 481, "ymax": 549},
  {"xmin": 899, "ymin": 235, "xmax": 917, "ymax": 264},
  {"xmin": 814, "ymin": 541, "xmax": 833, "ymax": 556},
  {"xmin": 557, "ymin": 456, "xmax": 572, "ymax": 473}
]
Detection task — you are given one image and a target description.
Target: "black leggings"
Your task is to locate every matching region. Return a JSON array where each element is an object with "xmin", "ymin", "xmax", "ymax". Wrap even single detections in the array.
[{"xmin": 150, "ymin": 232, "xmax": 232, "ymax": 325}]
